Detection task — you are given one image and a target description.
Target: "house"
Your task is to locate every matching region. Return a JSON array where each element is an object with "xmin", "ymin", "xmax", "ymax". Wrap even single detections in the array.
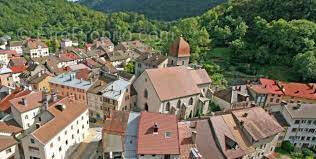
[
  {"xmin": 116, "ymin": 40, "xmax": 152, "ymax": 53},
  {"xmin": 137, "ymin": 112, "xmax": 180, "ymax": 159},
  {"xmin": 134, "ymin": 53, "xmax": 168, "ymax": 76},
  {"xmin": 8, "ymin": 57, "xmax": 27, "ymax": 68},
  {"xmin": 248, "ymin": 78, "xmax": 316, "ymax": 109},
  {"xmin": 60, "ymin": 39, "xmax": 78, "ymax": 49},
  {"xmin": 0, "ymin": 50, "xmax": 10, "ymax": 65},
  {"xmin": 9, "ymin": 91, "xmax": 47, "ymax": 130},
  {"xmin": 49, "ymin": 72, "xmax": 94, "ymax": 104},
  {"xmin": 87, "ymin": 74, "xmax": 133, "ymax": 119},
  {"xmin": 7, "ymin": 41, "xmax": 23, "ymax": 55},
  {"xmin": 168, "ymin": 37, "xmax": 190, "ymax": 67},
  {"xmin": 25, "ymin": 39, "xmax": 49, "ymax": 58},
  {"xmin": 28, "ymin": 72, "xmax": 52, "ymax": 92},
  {"xmin": 103, "ymin": 51, "xmax": 129, "ymax": 68},
  {"xmin": 93, "ymin": 37, "xmax": 114, "ymax": 53},
  {"xmin": 10, "ymin": 65, "xmax": 27, "ymax": 84},
  {"xmin": 57, "ymin": 52, "xmax": 82, "ymax": 68},
  {"xmin": 19, "ymin": 63, "xmax": 47, "ymax": 84},
  {"xmin": 0, "ymin": 136, "xmax": 19, "ymax": 159},
  {"xmin": 0, "ymin": 89, "xmax": 31, "ymax": 117},
  {"xmin": 274, "ymin": 103, "xmax": 316, "ymax": 148},
  {"xmin": 0, "ymin": 66, "xmax": 13, "ymax": 88},
  {"xmin": 133, "ymin": 66, "xmax": 211, "ymax": 119},
  {"xmin": 213, "ymin": 85, "xmax": 254, "ymax": 110},
  {"xmin": 0, "ymin": 36, "xmax": 9, "ymax": 50},
  {"xmin": 102, "ymin": 110, "xmax": 130, "ymax": 159},
  {"xmin": 20, "ymin": 95, "xmax": 89, "ymax": 159}
]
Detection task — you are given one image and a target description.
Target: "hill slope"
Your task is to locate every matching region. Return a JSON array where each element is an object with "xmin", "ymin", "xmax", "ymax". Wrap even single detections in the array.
[{"xmin": 78, "ymin": 0, "xmax": 226, "ymax": 21}]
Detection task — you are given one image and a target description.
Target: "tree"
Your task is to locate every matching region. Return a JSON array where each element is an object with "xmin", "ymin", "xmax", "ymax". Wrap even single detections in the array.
[
  {"xmin": 281, "ymin": 141, "xmax": 294, "ymax": 153},
  {"xmin": 124, "ymin": 61, "xmax": 135, "ymax": 74},
  {"xmin": 302, "ymin": 148, "xmax": 314, "ymax": 158},
  {"xmin": 294, "ymin": 50, "xmax": 316, "ymax": 81}
]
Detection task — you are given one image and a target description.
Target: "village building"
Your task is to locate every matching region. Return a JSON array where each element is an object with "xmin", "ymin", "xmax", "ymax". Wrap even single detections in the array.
[
  {"xmin": 25, "ymin": 39, "xmax": 49, "ymax": 58},
  {"xmin": 274, "ymin": 103, "xmax": 316, "ymax": 148},
  {"xmin": 248, "ymin": 78, "xmax": 316, "ymax": 109},
  {"xmin": 102, "ymin": 51, "xmax": 129, "ymax": 68},
  {"xmin": 0, "ymin": 50, "xmax": 10, "ymax": 65},
  {"xmin": 213, "ymin": 85, "xmax": 254, "ymax": 110},
  {"xmin": 168, "ymin": 37, "xmax": 190, "ymax": 67},
  {"xmin": 8, "ymin": 56, "xmax": 27, "ymax": 68},
  {"xmin": 133, "ymin": 66, "xmax": 211, "ymax": 119},
  {"xmin": 10, "ymin": 65, "xmax": 27, "ymax": 84},
  {"xmin": 134, "ymin": 53, "xmax": 168, "ymax": 76},
  {"xmin": 92, "ymin": 37, "xmax": 114, "ymax": 53},
  {"xmin": 7, "ymin": 41, "xmax": 23, "ymax": 55},
  {"xmin": 209, "ymin": 107, "xmax": 284, "ymax": 159},
  {"xmin": 49, "ymin": 72, "xmax": 94, "ymax": 104},
  {"xmin": 20, "ymin": 96, "xmax": 89, "ymax": 159},
  {"xmin": 0, "ymin": 89, "xmax": 31, "ymax": 117},
  {"xmin": 0, "ymin": 66, "xmax": 13, "ymax": 88},
  {"xmin": 137, "ymin": 112, "xmax": 180, "ymax": 159},
  {"xmin": 0, "ymin": 136, "xmax": 19, "ymax": 159},
  {"xmin": 28, "ymin": 72, "xmax": 52, "ymax": 92},
  {"xmin": 57, "ymin": 52, "xmax": 82, "ymax": 68}
]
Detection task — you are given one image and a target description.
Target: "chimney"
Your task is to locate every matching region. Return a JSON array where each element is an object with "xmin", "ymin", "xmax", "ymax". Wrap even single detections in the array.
[
  {"xmin": 52, "ymin": 92, "xmax": 58, "ymax": 102},
  {"xmin": 42, "ymin": 93, "xmax": 49, "ymax": 110},
  {"xmin": 192, "ymin": 131, "xmax": 197, "ymax": 144},
  {"xmin": 153, "ymin": 123, "xmax": 159, "ymax": 134}
]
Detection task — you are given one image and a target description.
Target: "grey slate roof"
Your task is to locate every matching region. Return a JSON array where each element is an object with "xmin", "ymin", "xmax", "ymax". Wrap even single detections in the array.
[
  {"xmin": 49, "ymin": 72, "xmax": 93, "ymax": 90},
  {"xmin": 102, "ymin": 79, "xmax": 129, "ymax": 100}
]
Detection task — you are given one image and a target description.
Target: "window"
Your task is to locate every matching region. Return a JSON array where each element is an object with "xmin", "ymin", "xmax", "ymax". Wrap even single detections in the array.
[
  {"xmin": 295, "ymin": 120, "xmax": 300, "ymax": 124},
  {"xmin": 270, "ymin": 98, "xmax": 274, "ymax": 102},
  {"xmin": 65, "ymin": 131, "xmax": 67, "ymax": 135},
  {"xmin": 77, "ymin": 130, "xmax": 79, "ymax": 134},
  {"xmin": 81, "ymin": 116, "xmax": 84, "ymax": 120},
  {"xmin": 276, "ymin": 99, "xmax": 280, "ymax": 103},
  {"xmin": 30, "ymin": 139, "xmax": 35, "ymax": 143},
  {"xmin": 65, "ymin": 140, "xmax": 68, "ymax": 145},
  {"xmin": 144, "ymin": 89, "xmax": 148, "ymax": 99},
  {"xmin": 6, "ymin": 148, "xmax": 11, "ymax": 154},
  {"xmin": 182, "ymin": 61, "xmax": 185, "ymax": 65},
  {"xmin": 25, "ymin": 115, "xmax": 28, "ymax": 119},
  {"xmin": 165, "ymin": 102, "xmax": 170, "ymax": 111},
  {"xmin": 50, "ymin": 143, "xmax": 53, "ymax": 148},
  {"xmin": 59, "ymin": 147, "xmax": 62, "ymax": 152},
  {"xmin": 71, "ymin": 125, "xmax": 73, "ymax": 130},
  {"xmin": 38, "ymin": 117, "xmax": 41, "ymax": 121},
  {"xmin": 177, "ymin": 100, "xmax": 181, "ymax": 109},
  {"xmin": 144, "ymin": 103, "xmax": 148, "ymax": 111},
  {"xmin": 58, "ymin": 136, "xmax": 60, "ymax": 141},
  {"xmin": 307, "ymin": 137, "xmax": 311, "ymax": 141},
  {"xmin": 292, "ymin": 128, "xmax": 297, "ymax": 132},
  {"xmin": 308, "ymin": 120, "xmax": 312, "ymax": 125},
  {"xmin": 72, "ymin": 134, "xmax": 74, "ymax": 139},
  {"xmin": 301, "ymin": 136, "xmax": 305, "ymax": 141},
  {"xmin": 189, "ymin": 97, "xmax": 193, "ymax": 105}
]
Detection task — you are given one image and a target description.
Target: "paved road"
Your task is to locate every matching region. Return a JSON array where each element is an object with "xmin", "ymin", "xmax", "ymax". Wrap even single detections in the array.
[{"xmin": 69, "ymin": 127, "xmax": 102, "ymax": 159}]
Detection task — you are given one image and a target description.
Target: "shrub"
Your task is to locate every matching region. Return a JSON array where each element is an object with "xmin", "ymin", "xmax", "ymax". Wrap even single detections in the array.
[{"xmin": 281, "ymin": 141, "xmax": 294, "ymax": 153}]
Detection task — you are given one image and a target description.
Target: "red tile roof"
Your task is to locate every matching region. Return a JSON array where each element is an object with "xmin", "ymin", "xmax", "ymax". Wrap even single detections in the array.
[
  {"xmin": 0, "ymin": 120, "xmax": 22, "ymax": 134},
  {"xmin": 189, "ymin": 69, "xmax": 211, "ymax": 85},
  {"xmin": 0, "ymin": 136, "xmax": 17, "ymax": 152},
  {"xmin": 249, "ymin": 78, "xmax": 316, "ymax": 100},
  {"xmin": 9, "ymin": 91, "xmax": 43, "ymax": 113},
  {"xmin": 32, "ymin": 97, "xmax": 88, "ymax": 144},
  {"xmin": 0, "ymin": 50, "xmax": 18, "ymax": 57},
  {"xmin": 137, "ymin": 112, "xmax": 180, "ymax": 155},
  {"xmin": 169, "ymin": 37, "xmax": 190, "ymax": 57},
  {"xmin": 59, "ymin": 52, "xmax": 80, "ymax": 61},
  {"xmin": 103, "ymin": 110, "xmax": 129, "ymax": 135},
  {"xmin": 232, "ymin": 107, "xmax": 284, "ymax": 141},
  {"xmin": 75, "ymin": 68, "xmax": 91, "ymax": 81},
  {"xmin": 145, "ymin": 66, "xmax": 201, "ymax": 101},
  {"xmin": 9, "ymin": 57, "xmax": 27, "ymax": 66},
  {"xmin": 178, "ymin": 122, "xmax": 194, "ymax": 159},
  {"xmin": 26, "ymin": 39, "xmax": 48, "ymax": 49},
  {"xmin": 0, "ymin": 89, "xmax": 31, "ymax": 112},
  {"xmin": 10, "ymin": 65, "xmax": 27, "ymax": 73}
]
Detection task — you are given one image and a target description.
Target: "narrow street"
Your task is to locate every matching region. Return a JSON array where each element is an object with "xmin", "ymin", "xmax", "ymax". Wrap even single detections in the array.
[{"xmin": 69, "ymin": 127, "xmax": 102, "ymax": 159}]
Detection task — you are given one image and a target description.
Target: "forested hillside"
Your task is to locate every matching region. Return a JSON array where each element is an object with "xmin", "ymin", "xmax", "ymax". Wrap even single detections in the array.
[
  {"xmin": 78, "ymin": 0, "xmax": 226, "ymax": 21},
  {"xmin": 0, "ymin": 0, "xmax": 315, "ymax": 86}
]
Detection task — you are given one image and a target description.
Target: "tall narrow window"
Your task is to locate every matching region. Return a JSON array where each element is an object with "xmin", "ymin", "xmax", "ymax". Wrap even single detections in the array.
[
  {"xmin": 177, "ymin": 100, "xmax": 181, "ymax": 108},
  {"xmin": 166, "ymin": 102, "xmax": 170, "ymax": 111},
  {"xmin": 189, "ymin": 97, "xmax": 193, "ymax": 105},
  {"xmin": 144, "ymin": 89, "xmax": 148, "ymax": 99}
]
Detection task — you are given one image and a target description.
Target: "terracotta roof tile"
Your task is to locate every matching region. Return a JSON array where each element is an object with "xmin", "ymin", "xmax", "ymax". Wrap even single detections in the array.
[
  {"xmin": 10, "ymin": 65, "xmax": 27, "ymax": 73},
  {"xmin": 137, "ymin": 112, "xmax": 179, "ymax": 155},
  {"xmin": 169, "ymin": 37, "xmax": 190, "ymax": 57},
  {"xmin": 0, "ymin": 89, "xmax": 31, "ymax": 112},
  {"xmin": 0, "ymin": 120, "xmax": 22, "ymax": 134},
  {"xmin": 0, "ymin": 136, "xmax": 17, "ymax": 152},
  {"xmin": 26, "ymin": 39, "xmax": 48, "ymax": 49},
  {"xmin": 32, "ymin": 97, "xmax": 88, "ymax": 144},
  {"xmin": 145, "ymin": 66, "xmax": 200, "ymax": 101},
  {"xmin": 103, "ymin": 110, "xmax": 130, "ymax": 135},
  {"xmin": 178, "ymin": 121, "xmax": 194, "ymax": 159},
  {"xmin": 189, "ymin": 69, "xmax": 211, "ymax": 85},
  {"xmin": 9, "ymin": 91, "xmax": 43, "ymax": 113}
]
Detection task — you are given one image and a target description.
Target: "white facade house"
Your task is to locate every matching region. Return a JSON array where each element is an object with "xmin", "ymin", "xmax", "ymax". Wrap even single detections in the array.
[
  {"xmin": 61, "ymin": 39, "xmax": 73, "ymax": 49},
  {"xmin": 10, "ymin": 91, "xmax": 43, "ymax": 130},
  {"xmin": 8, "ymin": 41, "xmax": 23, "ymax": 55},
  {"xmin": 0, "ymin": 53, "xmax": 8, "ymax": 65},
  {"xmin": 26, "ymin": 39, "xmax": 49, "ymax": 58},
  {"xmin": 278, "ymin": 103, "xmax": 316, "ymax": 148},
  {"xmin": 0, "ymin": 136, "xmax": 19, "ymax": 159},
  {"xmin": 21, "ymin": 96, "xmax": 89, "ymax": 159}
]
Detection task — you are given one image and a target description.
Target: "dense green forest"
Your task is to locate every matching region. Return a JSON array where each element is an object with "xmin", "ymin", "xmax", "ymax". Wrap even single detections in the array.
[
  {"xmin": 78, "ymin": 0, "xmax": 226, "ymax": 21},
  {"xmin": 0, "ymin": 0, "xmax": 315, "ymax": 86}
]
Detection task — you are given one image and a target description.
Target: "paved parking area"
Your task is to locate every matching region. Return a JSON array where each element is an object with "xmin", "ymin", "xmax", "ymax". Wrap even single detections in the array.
[{"xmin": 69, "ymin": 127, "xmax": 102, "ymax": 159}]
